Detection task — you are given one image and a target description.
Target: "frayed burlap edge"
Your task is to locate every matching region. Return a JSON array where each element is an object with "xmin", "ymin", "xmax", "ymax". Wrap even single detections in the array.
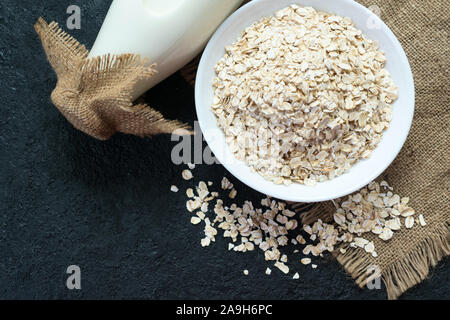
[
  {"xmin": 295, "ymin": 203, "xmax": 449, "ymax": 299},
  {"xmin": 35, "ymin": 18, "xmax": 191, "ymax": 140},
  {"xmin": 336, "ymin": 221, "xmax": 449, "ymax": 300}
]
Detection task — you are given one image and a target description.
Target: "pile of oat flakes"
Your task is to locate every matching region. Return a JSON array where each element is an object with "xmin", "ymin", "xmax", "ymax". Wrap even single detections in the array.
[
  {"xmin": 171, "ymin": 165, "xmax": 425, "ymax": 278},
  {"xmin": 211, "ymin": 5, "xmax": 398, "ymax": 185}
]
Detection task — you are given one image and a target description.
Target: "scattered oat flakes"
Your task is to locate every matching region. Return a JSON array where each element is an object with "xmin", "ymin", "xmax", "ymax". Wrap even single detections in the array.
[
  {"xmin": 274, "ymin": 261, "xmax": 290, "ymax": 274},
  {"xmin": 301, "ymin": 258, "xmax": 312, "ymax": 265},
  {"xmin": 183, "ymin": 175, "xmax": 420, "ymax": 280},
  {"xmin": 385, "ymin": 218, "xmax": 401, "ymax": 231},
  {"xmin": 186, "ymin": 188, "xmax": 194, "ymax": 198},
  {"xmin": 229, "ymin": 188, "xmax": 237, "ymax": 199},
  {"xmin": 405, "ymin": 216, "xmax": 414, "ymax": 229},
  {"xmin": 379, "ymin": 227, "xmax": 393, "ymax": 241},
  {"xmin": 201, "ymin": 237, "xmax": 211, "ymax": 247},
  {"xmin": 198, "ymin": 181, "xmax": 208, "ymax": 191},
  {"xmin": 364, "ymin": 241, "xmax": 375, "ymax": 253},
  {"xmin": 354, "ymin": 237, "xmax": 369, "ymax": 248},
  {"xmin": 187, "ymin": 162, "xmax": 196, "ymax": 170},
  {"xmin": 302, "ymin": 181, "xmax": 420, "ymax": 258},
  {"xmin": 197, "ymin": 211, "xmax": 205, "ymax": 220},
  {"xmin": 182, "ymin": 169, "xmax": 193, "ymax": 180},
  {"xmin": 418, "ymin": 214, "xmax": 426, "ymax": 226},
  {"xmin": 221, "ymin": 177, "xmax": 233, "ymax": 190},
  {"xmin": 186, "ymin": 199, "xmax": 201, "ymax": 212},
  {"xmin": 401, "ymin": 207, "xmax": 415, "ymax": 217},
  {"xmin": 170, "ymin": 185, "xmax": 179, "ymax": 192},
  {"xmin": 296, "ymin": 235, "xmax": 306, "ymax": 244},
  {"xmin": 201, "ymin": 202, "xmax": 209, "ymax": 213}
]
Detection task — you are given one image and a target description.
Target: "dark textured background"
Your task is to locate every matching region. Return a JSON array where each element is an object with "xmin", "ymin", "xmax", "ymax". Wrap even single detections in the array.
[{"xmin": 0, "ymin": 0, "xmax": 447, "ymax": 300}]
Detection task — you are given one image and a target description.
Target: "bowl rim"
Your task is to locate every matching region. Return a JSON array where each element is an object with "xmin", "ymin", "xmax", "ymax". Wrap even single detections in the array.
[{"xmin": 195, "ymin": 0, "xmax": 415, "ymax": 202}]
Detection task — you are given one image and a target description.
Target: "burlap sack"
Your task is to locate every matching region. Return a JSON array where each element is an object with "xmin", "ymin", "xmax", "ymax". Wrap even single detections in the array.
[
  {"xmin": 181, "ymin": 0, "xmax": 449, "ymax": 299},
  {"xmin": 331, "ymin": 0, "xmax": 449, "ymax": 299},
  {"xmin": 35, "ymin": 18, "xmax": 190, "ymax": 140}
]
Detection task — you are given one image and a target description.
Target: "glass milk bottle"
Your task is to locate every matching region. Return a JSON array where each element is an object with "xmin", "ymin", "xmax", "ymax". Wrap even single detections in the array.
[{"xmin": 88, "ymin": 0, "xmax": 245, "ymax": 100}]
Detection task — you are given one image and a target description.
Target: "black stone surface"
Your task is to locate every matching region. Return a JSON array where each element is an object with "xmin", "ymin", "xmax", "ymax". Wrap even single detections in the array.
[{"xmin": 0, "ymin": 0, "xmax": 448, "ymax": 300}]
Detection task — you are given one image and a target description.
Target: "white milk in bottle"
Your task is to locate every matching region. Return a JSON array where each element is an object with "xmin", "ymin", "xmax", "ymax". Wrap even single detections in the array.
[{"xmin": 89, "ymin": 0, "xmax": 244, "ymax": 99}]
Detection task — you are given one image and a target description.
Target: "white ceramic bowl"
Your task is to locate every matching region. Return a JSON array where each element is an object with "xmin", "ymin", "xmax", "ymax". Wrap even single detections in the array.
[{"xmin": 195, "ymin": 0, "xmax": 414, "ymax": 202}]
